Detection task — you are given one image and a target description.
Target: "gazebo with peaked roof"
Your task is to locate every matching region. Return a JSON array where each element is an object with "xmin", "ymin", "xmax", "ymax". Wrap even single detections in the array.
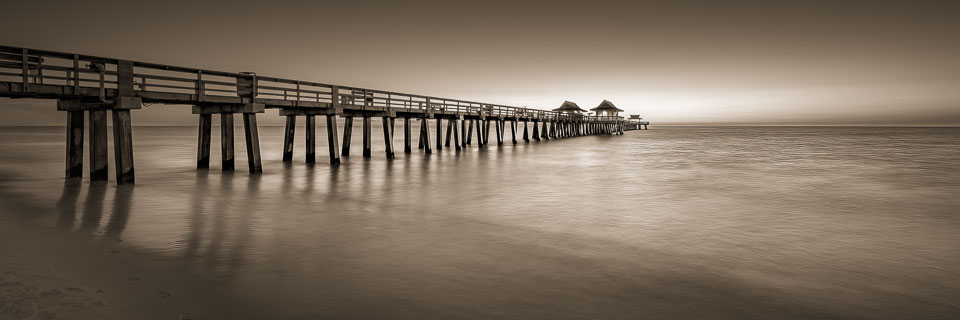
[
  {"xmin": 552, "ymin": 101, "xmax": 586, "ymax": 114},
  {"xmin": 590, "ymin": 100, "xmax": 624, "ymax": 117}
]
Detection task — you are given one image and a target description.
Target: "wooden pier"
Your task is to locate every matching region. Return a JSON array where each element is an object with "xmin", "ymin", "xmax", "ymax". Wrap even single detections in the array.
[{"xmin": 0, "ymin": 45, "xmax": 648, "ymax": 184}]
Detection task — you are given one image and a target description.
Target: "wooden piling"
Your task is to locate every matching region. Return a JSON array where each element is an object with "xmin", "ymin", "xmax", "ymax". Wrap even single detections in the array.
[
  {"xmin": 444, "ymin": 118, "xmax": 453, "ymax": 147},
  {"xmin": 435, "ymin": 118, "xmax": 443, "ymax": 151},
  {"xmin": 221, "ymin": 113, "xmax": 234, "ymax": 171},
  {"xmin": 90, "ymin": 109, "xmax": 109, "ymax": 179},
  {"xmin": 483, "ymin": 119, "xmax": 491, "ymax": 145},
  {"xmin": 466, "ymin": 119, "xmax": 474, "ymax": 145},
  {"xmin": 541, "ymin": 121, "xmax": 549, "ymax": 140},
  {"xmin": 112, "ymin": 109, "xmax": 135, "ymax": 184},
  {"xmin": 461, "ymin": 118, "xmax": 467, "ymax": 146},
  {"xmin": 305, "ymin": 115, "xmax": 316, "ymax": 163},
  {"xmin": 495, "ymin": 119, "xmax": 503, "ymax": 145},
  {"xmin": 421, "ymin": 118, "xmax": 432, "ymax": 154},
  {"xmin": 533, "ymin": 120, "xmax": 540, "ymax": 141},
  {"xmin": 403, "ymin": 117, "xmax": 412, "ymax": 153},
  {"xmin": 451, "ymin": 118, "xmax": 461, "ymax": 151},
  {"xmin": 282, "ymin": 115, "xmax": 296, "ymax": 162},
  {"xmin": 242, "ymin": 113, "xmax": 263, "ymax": 173},
  {"xmin": 382, "ymin": 116, "xmax": 395, "ymax": 158},
  {"xmin": 342, "ymin": 116, "xmax": 353, "ymax": 156},
  {"xmin": 523, "ymin": 120, "xmax": 529, "ymax": 142},
  {"xmin": 196, "ymin": 113, "xmax": 211, "ymax": 170},
  {"xmin": 362, "ymin": 116, "xmax": 372, "ymax": 158},
  {"xmin": 65, "ymin": 110, "xmax": 84, "ymax": 179},
  {"xmin": 326, "ymin": 114, "xmax": 341, "ymax": 165},
  {"xmin": 511, "ymin": 120, "xmax": 518, "ymax": 144}
]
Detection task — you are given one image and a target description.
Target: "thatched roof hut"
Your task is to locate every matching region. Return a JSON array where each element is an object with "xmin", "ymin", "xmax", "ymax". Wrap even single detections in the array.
[
  {"xmin": 590, "ymin": 100, "xmax": 624, "ymax": 112},
  {"xmin": 552, "ymin": 101, "xmax": 586, "ymax": 114}
]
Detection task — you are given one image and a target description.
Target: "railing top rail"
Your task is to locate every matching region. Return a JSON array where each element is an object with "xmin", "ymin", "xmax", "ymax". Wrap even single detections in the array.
[{"xmin": 1, "ymin": 44, "xmax": 580, "ymax": 117}]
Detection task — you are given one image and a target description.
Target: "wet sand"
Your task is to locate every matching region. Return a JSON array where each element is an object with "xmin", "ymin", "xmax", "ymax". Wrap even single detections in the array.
[{"xmin": 0, "ymin": 192, "xmax": 263, "ymax": 320}]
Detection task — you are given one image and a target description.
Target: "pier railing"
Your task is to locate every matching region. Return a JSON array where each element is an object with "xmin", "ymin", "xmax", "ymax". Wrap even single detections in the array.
[{"xmin": 0, "ymin": 45, "xmax": 623, "ymax": 122}]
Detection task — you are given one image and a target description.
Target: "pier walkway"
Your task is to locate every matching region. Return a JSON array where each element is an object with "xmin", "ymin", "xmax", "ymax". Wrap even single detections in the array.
[{"xmin": 0, "ymin": 45, "xmax": 648, "ymax": 184}]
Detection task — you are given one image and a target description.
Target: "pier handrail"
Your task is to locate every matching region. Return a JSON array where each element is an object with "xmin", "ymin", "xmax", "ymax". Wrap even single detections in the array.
[{"xmin": 0, "ymin": 45, "xmax": 628, "ymax": 122}]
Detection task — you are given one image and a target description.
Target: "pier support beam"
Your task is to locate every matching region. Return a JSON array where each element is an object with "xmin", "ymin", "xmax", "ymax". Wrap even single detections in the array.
[
  {"xmin": 466, "ymin": 119, "xmax": 474, "ymax": 145},
  {"xmin": 382, "ymin": 116, "xmax": 395, "ymax": 159},
  {"xmin": 326, "ymin": 114, "xmax": 341, "ymax": 165},
  {"xmin": 511, "ymin": 120, "xmax": 517, "ymax": 144},
  {"xmin": 420, "ymin": 118, "xmax": 432, "ymax": 154},
  {"xmin": 435, "ymin": 118, "xmax": 443, "ymax": 151},
  {"xmin": 196, "ymin": 113, "xmax": 211, "ymax": 169},
  {"xmin": 362, "ymin": 116, "xmax": 372, "ymax": 158},
  {"xmin": 282, "ymin": 115, "xmax": 296, "ymax": 162},
  {"xmin": 461, "ymin": 118, "xmax": 467, "ymax": 147},
  {"xmin": 450, "ymin": 118, "xmax": 461, "ymax": 151},
  {"xmin": 476, "ymin": 119, "xmax": 484, "ymax": 147},
  {"xmin": 444, "ymin": 118, "xmax": 453, "ymax": 148},
  {"xmin": 342, "ymin": 116, "xmax": 353, "ymax": 157},
  {"xmin": 242, "ymin": 113, "xmax": 262, "ymax": 173},
  {"xmin": 532, "ymin": 120, "xmax": 540, "ymax": 141},
  {"xmin": 495, "ymin": 119, "xmax": 503, "ymax": 145},
  {"xmin": 221, "ymin": 113, "xmax": 235, "ymax": 171},
  {"xmin": 305, "ymin": 115, "xmax": 316, "ymax": 163},
  {"xmin": 112, "ymin": 109, "xmax": 135, "ymax": 184},
  {"xmin": 65, "ymin": 110, "xmax": 84, "ymax": 179},
  {"xmin": 523, "ymin": 120, "xmax": 529, "ymax": 142},
  {"xmin": 403, "ymin": 117, "xmax": 412, "ymax": 153},
  {"xmin": 541, "ymin": 121, "xmax": 549, "ymax": 140},
  {"xmin": 483, "ymin": 119, "xmax": 491, "ymax": 145},
  {"xmin": 89, "ymin": 109, "xmax": 108, "ymax": 180}
]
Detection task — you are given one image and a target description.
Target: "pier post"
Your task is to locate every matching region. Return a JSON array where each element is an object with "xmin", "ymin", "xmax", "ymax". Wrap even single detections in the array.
[
  {"xmin": 282, "ymin": 115, "xmax": 296, "ymax": 162},
  {"xmin": 342, "ymin": 116, "xmax": 353, "ymax": 157},
  {"xmin": 532, "ymin": 120, "xmax": 540, "ymax": 141},
  {"xmin": 90, "ymin": 109, "xmax": 109, "ymax": 180},
  {"xmin": 65, "ymin": 110, "xmax": 84, "ymax": 179},
  {"xmin": 112, "ymin": 109, "xmax": 135, "ymax": 184},
  {"xmin": 444, "ymin": 118, "xmax": 453, "ymax": 147},
  {"xmin": 326, "ymin": 114, "xmax": 341, "ymax": 165},
  {"xmin": 511, "ymin": 120, "xmax": 517, "ymax": 144},
  {"xmin": 451, "ymin": 118, "xmax": 461, "ymax": 151},
  {"xmin": 421, "ymin": 118, "xmax": 432, "ymax": 154},
  {"xmin": 461, "ymin": 118, "xmax": 467, "ymax": 146},
  {"xmin": 196, "ymin": 113, "xmax": 211, "ymax": 169},
  {"xmin": 541, "ymin": 121, "xmax": 549, "ymax": 140},
  {"xmin": 466, "ymin": 119, "xmax": 474, "ymax": 145},
  {"xmin": 476, "ymin": 119, "xmax": 484, "ymax": 147},
  {"xmin": 362, "ymin": 116, "xmax": 372, "ymax": 158},
  {"xmin": 495, "ymin": 119, "xmax": 503, "ymax": 145},
  {"xmin": 435, "ymin": 118, "xmax": 444, "ymax": 151},
  {"xmin": 242, "ymin": 113, "xmax": 263, "ymax": 173},
  {"xmin": 382, "ymin": 116, "xmax": 395, "ymax": 159},
  {"xmin": 484, "ymin": 119, "xmax": 491, "ymax": 145},
  {"xmin": 403, "ymin": 117, "xmax": 412, "ymax": 153},
  {"xmin": 305, "ymin": 115, "xmax": 316, "ymax": 163},
  {"xmin": 221, "ymin": 113, "xmax": 234, "ymax": 170},
  {"xmin": 523, "ymin": 120, "xmax": 529, "ymax": 142},
  {"xmin": 418, "ymin": 119, "xmax": 425, "ymax": 149}
]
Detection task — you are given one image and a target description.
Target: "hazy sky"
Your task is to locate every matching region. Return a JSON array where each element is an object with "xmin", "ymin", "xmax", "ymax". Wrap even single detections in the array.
[{"xmin": 2, "ymin": 0, "xmax": 959, "ymax": 125}]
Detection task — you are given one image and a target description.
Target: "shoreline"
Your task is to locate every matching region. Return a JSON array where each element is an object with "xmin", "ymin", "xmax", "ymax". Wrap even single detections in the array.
[{"xmin": 0, "ymin": 195, "xmax": 264, "ymax": 320}]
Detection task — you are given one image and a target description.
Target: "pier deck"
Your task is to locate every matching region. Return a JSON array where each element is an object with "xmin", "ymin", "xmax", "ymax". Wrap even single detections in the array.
[{"xmin": 0, "ymin": 45, "xmax": 647, "ymax": 184}]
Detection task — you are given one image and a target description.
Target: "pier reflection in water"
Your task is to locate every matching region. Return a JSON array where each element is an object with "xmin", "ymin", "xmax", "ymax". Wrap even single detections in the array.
[{"xmin": 4, "ymin": 125, "xmax": 960, "ymax": 318}]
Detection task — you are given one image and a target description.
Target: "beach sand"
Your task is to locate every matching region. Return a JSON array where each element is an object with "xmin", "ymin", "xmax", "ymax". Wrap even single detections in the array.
[{"xmin": 0, "ymin": 195, "xmax": 261, "ymax": 320}]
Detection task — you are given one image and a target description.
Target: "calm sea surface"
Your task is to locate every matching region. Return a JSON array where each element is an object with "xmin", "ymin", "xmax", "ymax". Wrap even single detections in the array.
[{"xmin": 1, "ymin": 125, "xmax": 959, "ymax": 319}]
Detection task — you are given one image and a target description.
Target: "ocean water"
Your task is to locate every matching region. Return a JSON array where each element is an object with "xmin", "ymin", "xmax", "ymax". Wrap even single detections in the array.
[{"xmin": 1, "ymin": 124, "xmax": 959, "ymax": 319}]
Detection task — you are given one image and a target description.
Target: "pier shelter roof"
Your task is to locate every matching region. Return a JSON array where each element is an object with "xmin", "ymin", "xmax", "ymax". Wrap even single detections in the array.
[
  {"xmin": 590, "ymin": 100, "xmax": 624, "ymax": 112},
  {"xmin": 552, "ymin": 101, "xmax": 587, "ymax": 113}
]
